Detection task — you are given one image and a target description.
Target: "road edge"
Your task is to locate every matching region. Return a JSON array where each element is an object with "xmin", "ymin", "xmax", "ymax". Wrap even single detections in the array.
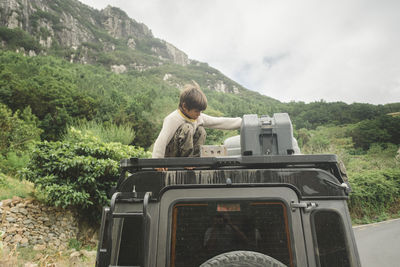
[{"xmin": 353, "ymin": 218, "xmax": 400, "ymax": 229}]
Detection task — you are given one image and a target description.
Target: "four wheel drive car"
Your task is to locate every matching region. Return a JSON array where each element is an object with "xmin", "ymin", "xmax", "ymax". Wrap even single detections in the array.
[{"xmin": 96, "ymin": 113, "xmax": 361, "ymax": 267}]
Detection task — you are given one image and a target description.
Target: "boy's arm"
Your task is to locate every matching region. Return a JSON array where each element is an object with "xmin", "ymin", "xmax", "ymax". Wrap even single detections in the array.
[{"xmin": 200, "ymin": 113, "xmax": 242, "ymax": 130}]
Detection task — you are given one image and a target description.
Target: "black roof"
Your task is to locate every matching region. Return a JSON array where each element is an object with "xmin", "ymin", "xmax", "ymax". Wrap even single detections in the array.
[{"xmin": 116, "ymin": 155, "xmax": 349, "ymax": 200}]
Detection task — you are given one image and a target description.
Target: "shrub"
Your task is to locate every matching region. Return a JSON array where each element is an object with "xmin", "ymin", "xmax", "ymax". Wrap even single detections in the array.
[
  {"xmin": 0, "ymin": 103, "xmax": 42, "ymax": 173},
  {"xmin": 349, "ymin": 168, "xmax": 400, "ymax": 221},
  {"xmin": 21, "ymin": 129, "xmax": 150, "ymax": 221},
  {"xmin": 0, "ymin": 172, "xmax": 7, "ymax": 187}
]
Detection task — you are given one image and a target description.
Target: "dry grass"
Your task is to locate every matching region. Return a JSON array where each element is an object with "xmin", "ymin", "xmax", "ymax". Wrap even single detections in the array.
[{"xmin": 0, "ymin": 245, "xmax": 96, "ymax": 267}]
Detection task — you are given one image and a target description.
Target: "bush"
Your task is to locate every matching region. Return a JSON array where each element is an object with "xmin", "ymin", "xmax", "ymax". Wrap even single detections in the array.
[
  {"xmin": 0, "ymin": 172, "xmax": 7, "ymax": 187},
  {"xmin": 349, "ymin": 168, "xmax": 400, "ymax": 221},
  {"xmin": 21, "ymin": 129, "xmax": 150, "ymax": 221},
  {"xmin": 0, "ymin": 103, "xmax": 42, "ymax": 173}
]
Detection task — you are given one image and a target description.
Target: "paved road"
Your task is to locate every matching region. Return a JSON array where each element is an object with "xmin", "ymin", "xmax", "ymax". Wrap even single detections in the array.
[{"xmin": 354, "ymin": 218, "xmax": 400, "ymax": 267}]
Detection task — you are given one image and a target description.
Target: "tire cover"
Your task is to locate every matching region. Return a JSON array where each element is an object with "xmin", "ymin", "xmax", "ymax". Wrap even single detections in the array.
[{"xmin": 199, "ymin": 250, "xmax": 287, "ymax": 267}]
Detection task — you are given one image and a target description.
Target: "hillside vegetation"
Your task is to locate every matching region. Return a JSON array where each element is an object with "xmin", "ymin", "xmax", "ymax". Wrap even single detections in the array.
[
  {"xmin": 0, "ymin": 50, "xmax": 398, "ymax": 225},
  {"xmin": 298, "ymin": 125, "xmax": 400, "ymax": 223}
]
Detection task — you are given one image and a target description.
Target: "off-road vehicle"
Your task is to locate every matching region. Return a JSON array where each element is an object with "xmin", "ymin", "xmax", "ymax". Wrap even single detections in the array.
[{"xmin": 96, "ymin": 113, "xmax": 361, "ymax": 267}]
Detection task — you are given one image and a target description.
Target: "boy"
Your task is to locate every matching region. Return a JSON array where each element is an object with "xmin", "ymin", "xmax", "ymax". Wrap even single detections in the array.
[{"xmin": 152, "ymin": 82, "xmax": 242, "ymax": 158}]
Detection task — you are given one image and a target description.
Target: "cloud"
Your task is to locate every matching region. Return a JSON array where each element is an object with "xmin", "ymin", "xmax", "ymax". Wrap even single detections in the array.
[{"xmin": 80, "ymin": 0, "xmax": 400, "ymax": 104}]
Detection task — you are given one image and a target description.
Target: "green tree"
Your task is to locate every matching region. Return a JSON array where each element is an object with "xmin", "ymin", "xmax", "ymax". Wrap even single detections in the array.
[
  {"xmin": 350, "ymin": 115, "xmax": 400, "ymax": 150},
  {"xmin": 0, "ymin": 103, "xmax": 42, "ymax": 152}
]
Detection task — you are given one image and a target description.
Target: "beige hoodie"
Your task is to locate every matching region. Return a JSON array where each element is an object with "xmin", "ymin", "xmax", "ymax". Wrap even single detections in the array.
[{"xmin": 152, "ymin": 110, "xmax": 242, "ymax": 158}]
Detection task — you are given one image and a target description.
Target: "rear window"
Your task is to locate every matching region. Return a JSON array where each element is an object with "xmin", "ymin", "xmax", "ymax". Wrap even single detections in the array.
[
  {"xmin": 312, "ymin": 210, "xmax": 351, "ymax": 267},
  {"xmin": 117, "ymin": 217, "xmax": 143, "ymax": 266},
  {"xmin": 170, "ymin": 200, "xmax": 293, "ymax": 267}
]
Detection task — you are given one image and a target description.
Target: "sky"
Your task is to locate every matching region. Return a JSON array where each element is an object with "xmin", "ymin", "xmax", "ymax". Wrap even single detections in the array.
[{"xmin": 79, "ymin": 0, "xmax": 400, "ymax": 105}]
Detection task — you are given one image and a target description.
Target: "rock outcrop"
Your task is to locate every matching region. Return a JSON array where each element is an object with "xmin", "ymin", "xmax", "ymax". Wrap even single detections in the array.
[
  {"xmin": 0, "ymin": 0, "xmax": 189, "ymax": 66},
  {"xmin": 100, "ymin": 5, "xmax": 152, "ymax": 40}
]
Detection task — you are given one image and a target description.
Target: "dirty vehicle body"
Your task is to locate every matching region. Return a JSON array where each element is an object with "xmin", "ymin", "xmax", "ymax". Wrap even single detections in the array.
[{"xmin": 96, "ymin": 114, "xmax": 361, "ymax": 267}]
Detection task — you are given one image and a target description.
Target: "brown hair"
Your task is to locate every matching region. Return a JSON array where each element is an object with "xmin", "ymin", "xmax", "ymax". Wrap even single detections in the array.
[{"xmin": 179, "ymin": 81, "xmax": 207, "ymax": 110}]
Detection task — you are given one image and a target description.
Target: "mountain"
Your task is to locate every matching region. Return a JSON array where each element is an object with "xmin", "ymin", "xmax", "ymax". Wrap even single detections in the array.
[{"xmin": 0, "ymin": 0, "xmax": 279, "ymax": 97}]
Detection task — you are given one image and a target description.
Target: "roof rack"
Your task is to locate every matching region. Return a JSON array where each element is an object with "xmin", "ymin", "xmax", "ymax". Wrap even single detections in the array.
[{"xmin": 121, "ymin": 154, "xmax": 339, "ymax": 171}]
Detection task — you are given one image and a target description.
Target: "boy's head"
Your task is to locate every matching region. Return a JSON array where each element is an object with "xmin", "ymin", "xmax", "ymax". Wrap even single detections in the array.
[{"xmin": 179, "ymin": 82, "xmax": 208, "ymax": 113}]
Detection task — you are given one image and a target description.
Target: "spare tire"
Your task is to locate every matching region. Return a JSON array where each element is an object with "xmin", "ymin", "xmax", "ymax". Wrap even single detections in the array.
[{"xmin": 199, "ymin": 250, "xmax": 287, "ymax": 267}]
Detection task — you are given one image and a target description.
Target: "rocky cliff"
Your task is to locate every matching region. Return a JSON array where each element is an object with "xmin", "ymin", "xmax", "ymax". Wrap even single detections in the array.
[{"xmin": 0, "ymin": 0, "xmax": 189, "ymax": 66}]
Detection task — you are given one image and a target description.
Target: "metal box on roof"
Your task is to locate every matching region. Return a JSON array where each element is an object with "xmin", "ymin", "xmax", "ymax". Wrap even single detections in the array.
[{"xmin": 240, "ymin": 113, "xmax": 295, "ymax": 156}]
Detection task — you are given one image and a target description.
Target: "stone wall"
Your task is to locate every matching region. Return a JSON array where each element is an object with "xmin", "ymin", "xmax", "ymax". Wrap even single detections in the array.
[{"xmin": 0, "ymin": 196, "xmax": 79, "ymax": 251}]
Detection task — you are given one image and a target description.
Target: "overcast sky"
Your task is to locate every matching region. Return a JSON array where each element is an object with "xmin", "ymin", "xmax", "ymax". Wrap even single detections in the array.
[{"xmin": 80, "ymin": 0, "xmax": 400, "ymax": 105}]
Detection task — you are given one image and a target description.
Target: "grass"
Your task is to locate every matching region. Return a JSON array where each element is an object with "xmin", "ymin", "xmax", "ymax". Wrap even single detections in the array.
[
  {"xmin": 0, "ymin": 245, "xmax": 96, "ymax": 267},
  {"xmin": 63, "ymin": 120, "xmax": 136, "ymax": 145},
  {"xmin": 0, "ymin": 173, "xmax": 34, "ymax": 200}
]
